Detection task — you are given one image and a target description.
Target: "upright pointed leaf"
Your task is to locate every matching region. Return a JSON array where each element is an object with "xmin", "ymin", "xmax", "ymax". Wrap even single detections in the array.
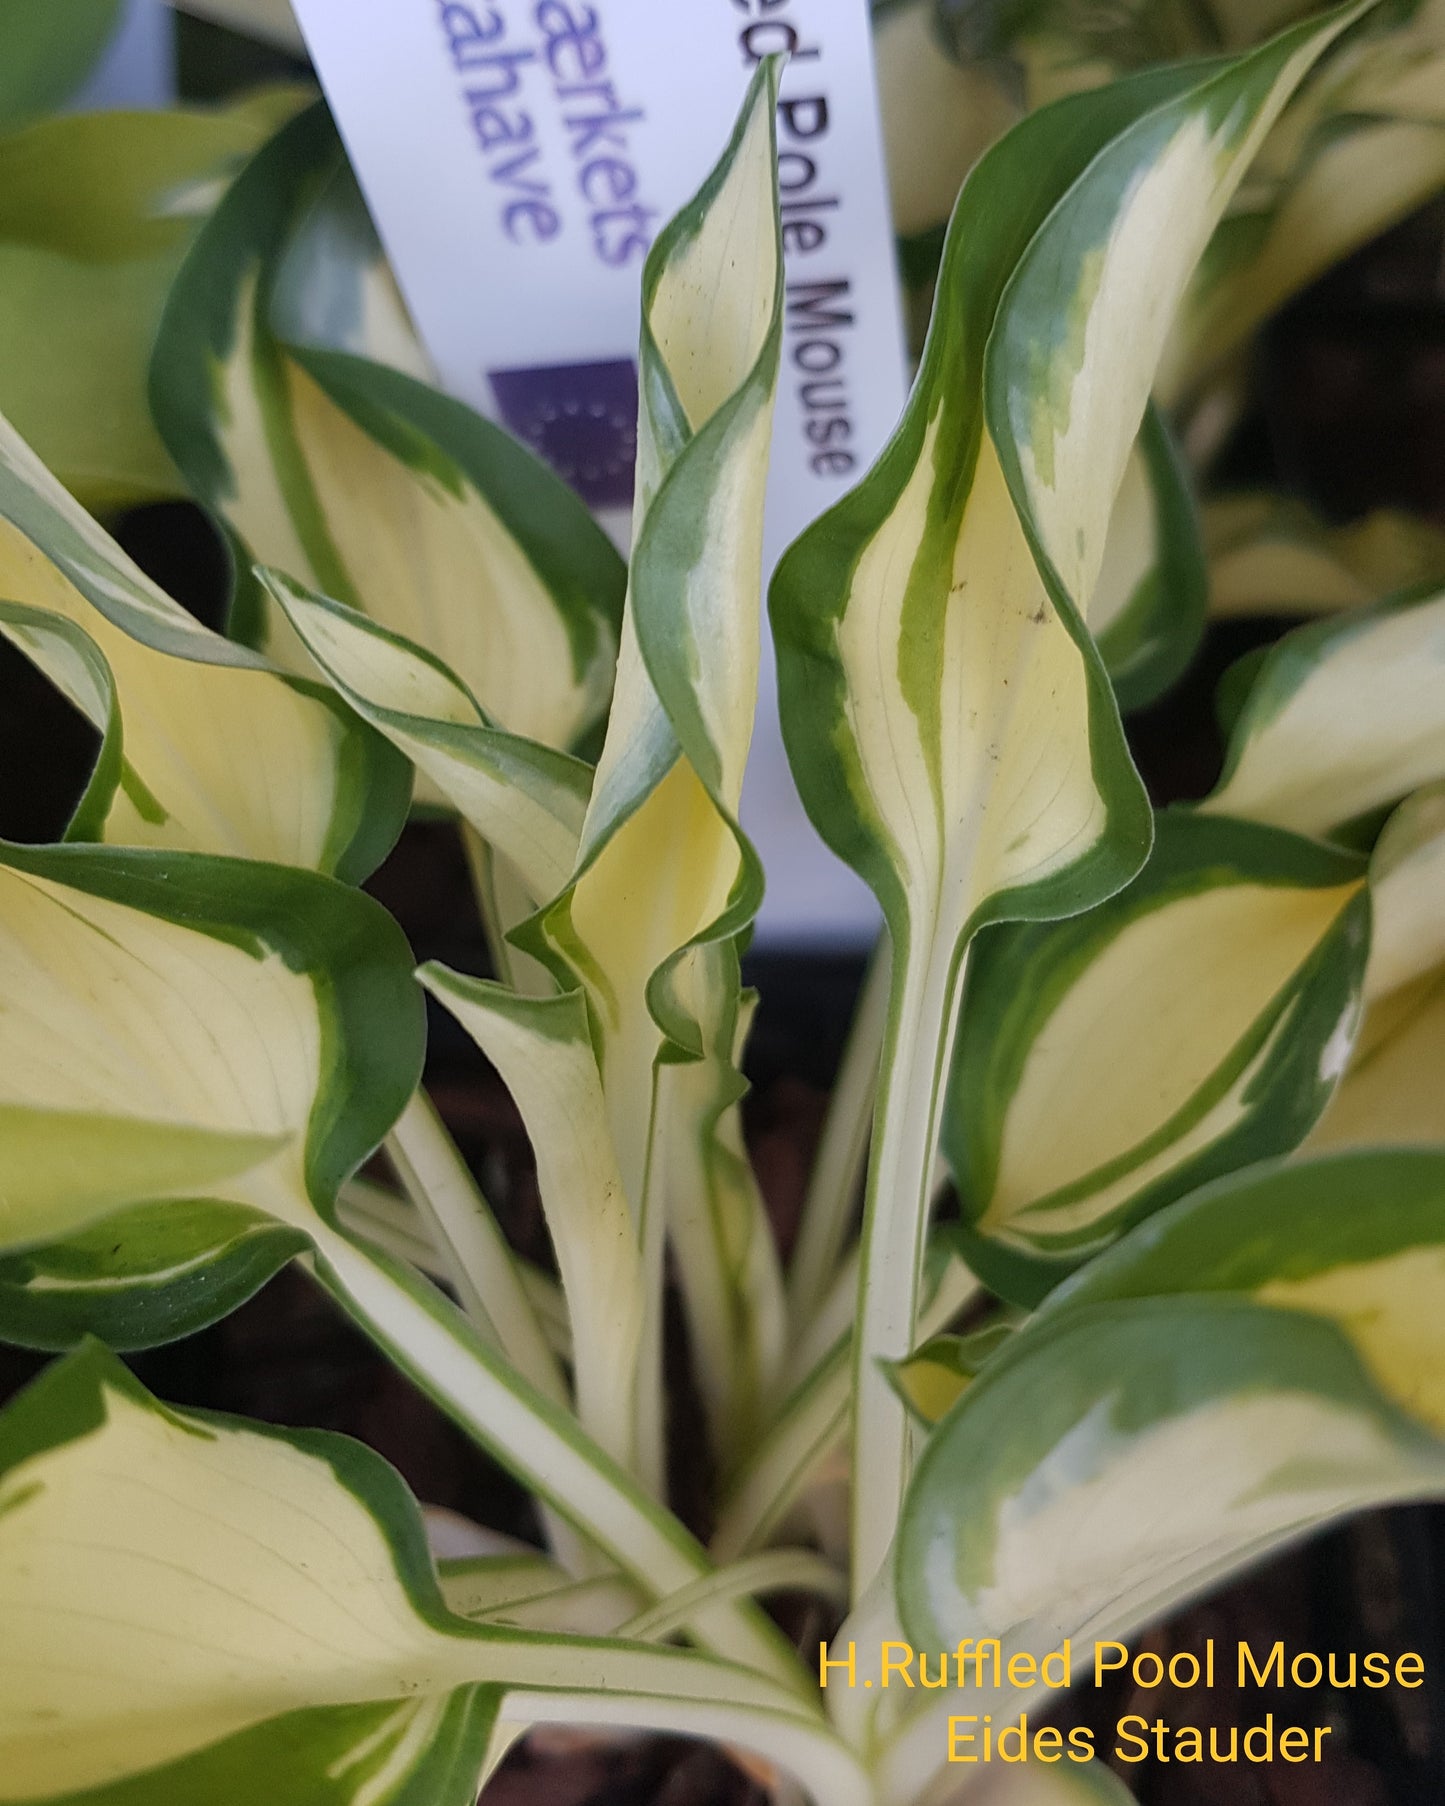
[
  {"xmin": 530, "ymin": 52, "xmax": 784, "ymax": 1087},
  {"xmin": 771, "ymin": 9, "xmax": 1365, "ymax": 1588},
  {"xmin": 946, "ymin": 812, "xmax": 1368, "ymax": 1302},
  {"xmin": 0, "ymin": 414, "xmax": 408, "ymax": 878},
  {"xmin": 517, "ymin": 61, "xmax": 788, "ymax": 1474}
]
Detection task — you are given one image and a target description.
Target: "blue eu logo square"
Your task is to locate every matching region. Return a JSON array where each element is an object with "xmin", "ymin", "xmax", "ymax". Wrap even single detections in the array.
[{"xmin": 489, "ymin": 358, "xmax": 639, "ymax": 509}]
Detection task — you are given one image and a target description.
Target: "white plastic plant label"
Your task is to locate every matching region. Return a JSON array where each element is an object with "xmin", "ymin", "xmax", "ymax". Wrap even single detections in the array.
[{"xmin": 289, "ymin": 0, "xmax": 905, "ymax": 944}]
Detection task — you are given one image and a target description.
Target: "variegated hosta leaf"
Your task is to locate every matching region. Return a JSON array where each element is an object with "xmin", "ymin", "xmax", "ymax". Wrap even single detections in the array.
[
  {"xmin": 0, "ymin": 1345, "xmax": 865, "ymax": 1806},
  {"xmin": 898, "ymin": 1297, "xmax": 1445, "ymax": 1714},
  {"xmin": 151, "ymin": 102, "xmax": 624, "ymax": 755},
  {"xmin": 1089, "ymin": 405, "xmax": 1206, "ymax": 711},
  {"xmin": 1203, "ymin": 585, "xmax": 1445, "ymax": 839},
  {"xmin": 897, "ymin": 1152, "xmax": 1445, "ymax": 1751},
  {"xmin": 0, "ymin": 91, "xmax": 305, "ymax": 512},
  {"xmin": 0, "ymin": 840, "xmax": 422, "ymax": 1330},
  {"xmin": 884, "ymin": 1316, "xmax": 1020, "ymax": 1428},
  {"xmin": 771, "ymin": 10, "xmax": 1362, "ymax": 1589},
  {"xmin": 262, "ymin": 572, "xmax": 590, "ymax": 908},
  {"xmin": 416, "ymin": 967, "xmax": 646, "ymax": 1478},
  {"xmin": 1044, "ymin": 1150, "xmax": 1445, "ymax": 1432},
  {"xmin": 0, "ymin": 1197, "xmax": 306, "ymax": 1352},
  {"xmin": 1308, "ymin": 783, "xmax": 1445, "ymax": 1150},
  {"xmin": 946, "ymin": 811, "xmax": 1369, "ymax": 1304},
  {"xmin": 1204, "ymin": 492, "xmax": 1445, "ymax": 619},
  {"xmin": 282, "ymin": 348, "xmax": 623, "ymax": 753},
  {"xmin": 0, "ymin": 842, "xmax": 802, "ymax": 1681},
  {"xmin": 517, "ymin": 63, "xmax": 787, "ymax": 1472},
  {"xmin": 0, "ymin": 414, "xmax": 409, "ymax": 878},
  {"xmin": 886, "ymin": 1337, "xmax": 972, "ymax": 1430},
  {"xmin": 890, "ymin": 1305, "xmax": 1445, "ymax": 1803}
]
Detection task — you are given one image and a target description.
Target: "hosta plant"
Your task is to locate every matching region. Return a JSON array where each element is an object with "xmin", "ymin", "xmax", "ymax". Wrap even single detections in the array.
[{"xmin": 1, "ymin": 10, "xmax": 1444, "ymax": 1806}]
